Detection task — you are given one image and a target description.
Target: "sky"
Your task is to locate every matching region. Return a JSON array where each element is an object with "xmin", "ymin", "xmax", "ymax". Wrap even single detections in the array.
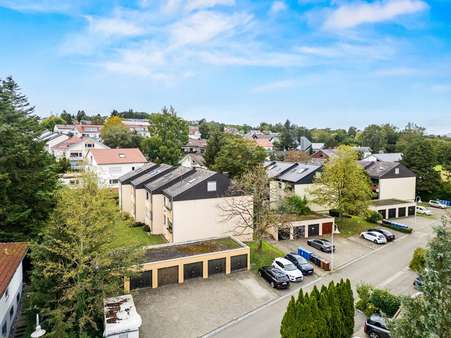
[{"xmin": 1, "ymin": 0, "xmax": 450, "ymax": 134}]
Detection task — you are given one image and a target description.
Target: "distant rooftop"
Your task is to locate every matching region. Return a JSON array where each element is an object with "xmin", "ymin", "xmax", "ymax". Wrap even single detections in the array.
[{"xmin": 144, "ymin": 166, "xmax": 194, "ymax": 192}]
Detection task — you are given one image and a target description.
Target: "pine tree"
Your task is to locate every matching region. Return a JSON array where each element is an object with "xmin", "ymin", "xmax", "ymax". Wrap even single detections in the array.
[
  {"xmin": 319, "ymin": 292, "xmax": 332, "ymax": 338},
  {"xmin": 281, "ymin": 296, "xmax": 297, "ymax": 338},
  {"xmin": 310, "ymin": 294, "xmax": 327, "ymax": 338},
  {"xmin": 311, "ymin": 285, "xmax": 321, "ymax": 302},
  {"xmin": 328, "ymin": 282, "xmax": 346, "ymax": 338},
  {"xmin": 342, "ymin": 279, "xmax": 355, "ymax": 337}
]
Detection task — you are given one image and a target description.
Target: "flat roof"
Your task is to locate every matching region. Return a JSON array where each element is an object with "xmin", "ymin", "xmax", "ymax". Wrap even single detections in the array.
[
  {"xmin": 280, "ymin": 212, "xmax": 333, "ymax": 222},
  {"xmin": 370, "ymin": 199, "xmax": 414, "ymax": 207},
  {"xmin": 143, "ymin": 237, "xmax": 243, "ymax": 263}
]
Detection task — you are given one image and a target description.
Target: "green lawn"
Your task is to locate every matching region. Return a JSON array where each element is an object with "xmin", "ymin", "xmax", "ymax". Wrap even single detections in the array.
[
  {"xmin": 336, "ymin": 216, "xmax": 375, "ymax": 237},
  {"xmin": 247, "ymin": 240, "xmax": 285, "ymax": 271},
  {"xmin": 108, "ymin": 220, "xmax": 167, "ymax": 249}
]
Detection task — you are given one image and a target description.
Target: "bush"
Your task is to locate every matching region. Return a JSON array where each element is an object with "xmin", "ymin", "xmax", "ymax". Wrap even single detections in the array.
[
  {"xmin": 279, "ymin": 195, "xmax": 311, "ymax": 215},
  {"xmin": 143, "ymin": 224, "xmax": 151, "ymax": 232},
  {"xmin": 132, "ymin": 221, "xmax": 146, "ymax": 228},
  {"xmin": 409, "ymin": 247, "xmax": 426, "ymax": 272},
  {"xmin": 366, "ymin": 211, "xmax": 383, "ymax": 223},
  {"xmin": 356, "ymin": 284, "xmax": 401, "ymax": 318},
  {"xmin": 382, "ymin": 221, "xmax": 413, "ymax": 233},
  {"xmin": 356, "ymin": 283, "xmax": 372, "ymax": 313}
]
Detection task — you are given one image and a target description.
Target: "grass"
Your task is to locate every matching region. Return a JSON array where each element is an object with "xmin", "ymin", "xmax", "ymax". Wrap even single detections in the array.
[
  {"xmin": 336, "ymin": 216, "xmax": 375, "ymax": 237},
  {"xmin": 247, "ymin": 240, "xmax": 285, "ymax": 271},
  {"xmin": 108, "ymin": 220, "xmax": 167, "ymax": 249}
]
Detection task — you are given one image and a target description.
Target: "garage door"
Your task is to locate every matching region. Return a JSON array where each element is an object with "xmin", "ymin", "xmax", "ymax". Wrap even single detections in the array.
[
  {"xmin": 158, "ymin": 266, "xmax": 179, "ymax": 287},
  {"xmin": 388, "ymin": 208, "xmax": 396, "ymax": 218},
  {"xmin": 293, "ymin": 226, "xmax": 305, "ymax": 239},
  {"xmin": 378, "ymin": 209, "xmax": 386, "ymax": 219},
  {"xmin": 184, "ymin": 262, "xmax": 203, "ymax": 280},
  {"xmin": 130, "ymin": 271, "xmax": 152, "ymax": 290},
  {"xmin": 308, "ymin": 224, "xmax": 320, "ymax": 237},
  {"xmin": 278, "ymin": 228, "xmax": 290, "ymax": 240},
  {"xmin": 231, "ymin": 254, "xmax": 248, "ymax": 272},
  {"xmin": 408, "ymin": 206, "xmax": 416, "ymax": 216},
  {"xmin": 398, "ymin": 207, "xmax": 406, "ymax": 217},
  {"xmin": 322, "ymin": 222, "xmax": 333, "ymax": 234},
  {"xmin": 208, "ymin": 258, "xmax": 226, "ymax": 275}
]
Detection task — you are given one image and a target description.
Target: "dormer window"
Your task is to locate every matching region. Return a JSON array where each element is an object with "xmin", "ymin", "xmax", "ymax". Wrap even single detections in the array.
[
  {"xmin": 207, "ymin": 181, "xmax": 217, "ymax": 192},
  {"xmin": 395, "ymin": 168, "xmax": 400, "ymax": 175},
  {"xmin": 118, "ymin": 153, "xmax": 126, "ymax": 158}
]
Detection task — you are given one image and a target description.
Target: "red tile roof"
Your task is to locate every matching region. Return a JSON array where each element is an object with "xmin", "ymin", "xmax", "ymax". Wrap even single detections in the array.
[
  {"xmin": 75, "ymin": 124, "xmax": 103, "ymax": 133},
  {"xmin": 0, "ymin": 243, "xmax": 28, "ymax": 297},
  {"xmin": 255, "ymin": 138, "xmax": 273, "ymax": 148},
  {"xmin": 88, "ymin": 148, "xmax": 147, "ymax": 165},
  {"xmin": 52, "ymin": 136, "xmax": 84, "ymax": 149}
]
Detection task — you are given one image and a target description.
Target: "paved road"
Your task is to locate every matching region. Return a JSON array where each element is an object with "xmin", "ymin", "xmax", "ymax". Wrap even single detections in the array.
[{"xmin": 204, "ymin": 215, "xmax": 437, "ymax": 338}]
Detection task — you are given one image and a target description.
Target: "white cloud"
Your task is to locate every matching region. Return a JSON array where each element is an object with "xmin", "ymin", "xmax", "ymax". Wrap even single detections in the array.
[
  {"xmin": 373, "ymin": 67, "xmax": 420, "ymax": 76},
  {"xmin": 270, "ymin": 1, "xmax": 287, "ymax": 14},
  {"xmin": 86, "ymin": 16, "xmax": 144, "ymax": 37},
  {"xmin": 252, "ymin": 79, "xmax": 297, "ymax": 93},
  {"xmin": 0, "ymin": 0, "xmax": 79, "ymax": 13},
  {"xmin": 186, "ymin": 0, "xmax": 235, "ymax": 11},
  {"xmin": 323, "ymin": 0, "xmax": 428, "ymax": 30}
]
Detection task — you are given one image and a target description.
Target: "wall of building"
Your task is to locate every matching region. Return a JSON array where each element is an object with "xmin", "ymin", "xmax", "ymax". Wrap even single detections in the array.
[
  {"xmin": 379, "ymin": 177, "xmax": 416, "ymax": 201},
  {"xmin": 134, "ymin": 189, "xmax": 147, "ymax": 223},
  {"xmin": 171, "ymin": 196, "xmax": 253, "ymax": 243},
  {"xmin": 294, "ymin": 183, "xmax": 326, "ymax": 212},
  {"xmin": 89, "ymin": 162, "xmax": 146, "ymax": 188},
  {"xmin": 150, "ymin": 194, "xmax": 166, "ymax": 235},
  {"xmin": 119, "ymin": 184, "xmax": 134, "ymax": 215},
  {"xmin": 0, "ymin": 262, "xmax": 23, "ymax": 338}
]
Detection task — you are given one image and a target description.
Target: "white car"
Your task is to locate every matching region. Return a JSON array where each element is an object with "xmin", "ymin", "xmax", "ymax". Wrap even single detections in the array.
[
  {"xmin": 429, "ymin": 200, "xmax": 447, "ymax": 209},
  {"xmin": 272, "ymin": 257, "xmax": 303, "ymax": 282},
  {"xmin": 360, "ymin": 231, "xmax": 387, "ymax": 244},
  {"xmin": 416, "ymin": 206, "xmax": 432, "ymax": 215}
]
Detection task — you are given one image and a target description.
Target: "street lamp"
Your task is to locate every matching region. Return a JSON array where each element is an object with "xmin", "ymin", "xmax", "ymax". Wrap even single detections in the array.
[{"xmin": 31, "ymin": 314, "xmax": 46, "ymax": 338}]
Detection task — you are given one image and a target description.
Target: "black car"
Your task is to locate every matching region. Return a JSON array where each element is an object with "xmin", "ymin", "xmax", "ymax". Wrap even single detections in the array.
[
  {"xmin": 258, "ymin": 266, "xmax": 290, "ymax": 289},
  {"xmin": 368, "ymin": 228, "xmax": 395, "ymax": 241},
  {"xmin": 285, "ymin": 253, "xmax": 314, "ymax": 275},
  {"xmin": 307, "ymin": 239, "xmax": 335, "ymax": 253},
  {"xmin": 364, "ymin": 314, "xmax": 391, "ymax": 338},
  {"xmin": 413, "ymin": 275, "xmax": 423, "ymax": 290}
]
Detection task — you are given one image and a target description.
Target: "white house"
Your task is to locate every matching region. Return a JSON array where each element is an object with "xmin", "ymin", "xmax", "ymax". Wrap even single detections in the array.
[
  {"xmin": 122, "ymin": 119, "xmax": 151, "ymax": 137},
  {"xmin": 54, "ymin": 124, "xmax": 76, "ymax": 135},
  {"xmin": 74, "ymin": 124, "xmax": 103, "ymax": 140},
  {"xmin": 188, "ymin": 126, "xmax": 202, "ymax": 140},
  {"xmin": 0, "ymin": 243, "xmax": 28, "ymax": 338},
  {"xmin": 86, "ymin": 148, "xmax": 148, "ymax": 188}
]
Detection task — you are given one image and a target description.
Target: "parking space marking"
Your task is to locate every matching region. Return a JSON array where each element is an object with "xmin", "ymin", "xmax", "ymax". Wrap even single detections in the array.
[{"xmin": 377, "ymin": 266, "xmax": 409, "ymax": 288}]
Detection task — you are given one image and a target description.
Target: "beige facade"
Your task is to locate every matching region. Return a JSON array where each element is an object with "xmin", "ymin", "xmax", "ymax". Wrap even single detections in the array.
[
  {"xmin": 270, "ymin": 181, "xmax": 326, "ymax": 212},
  {"xmin": 378, "ymin": 177, "xmax": 416, "ymax": 201},
  {"xmin": 368, "ymin": 200, "xmax": 416, "ymax": 219},
  {"xmin": 119, "ymin": 184, "xmax": 133, "ymax": 216},
  {"xmin": 268, "ymin": 216, "xmax": 335, "ymax": 240}
]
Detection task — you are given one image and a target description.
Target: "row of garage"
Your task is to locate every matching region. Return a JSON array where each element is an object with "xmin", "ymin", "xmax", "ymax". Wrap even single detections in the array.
[
  {"xmin": 369, "ymin": 199, "xmax": 416, "ymax": 220},
  {"xmin": 271, "ymin": 216, "xmax": 335, "ymax": 241}
]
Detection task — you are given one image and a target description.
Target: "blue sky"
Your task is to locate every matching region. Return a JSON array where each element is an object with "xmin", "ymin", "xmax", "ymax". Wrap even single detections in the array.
[{"xmin": 1, "ymin": 0, "xmax": 450, "ymax": 133}]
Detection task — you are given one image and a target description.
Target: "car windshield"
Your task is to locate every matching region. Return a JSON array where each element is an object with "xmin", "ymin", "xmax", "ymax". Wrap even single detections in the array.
[
  {"xmin": 284, "ymin": 263, "xmax": 297, "ymax": 271},
  {"xmin": 296, "ymin": 257, "xmax": 308, "ymax": 264}
]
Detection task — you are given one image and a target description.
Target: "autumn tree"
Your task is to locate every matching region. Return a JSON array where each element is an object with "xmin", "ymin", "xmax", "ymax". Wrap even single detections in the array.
[
  {"xmin": 40, "ymin": 114, "xmax": 65, "ymax": 131},
  {"xmin": 284, "ymin": 150, "xmax": 310, "ymax": 162},
  {"xmin": 311, "ymin": 145, "xmax": 372, "ymax": 218},
  {"xmin": 100, "ymin": 115, "xmax": 140, "ymax": 148}
]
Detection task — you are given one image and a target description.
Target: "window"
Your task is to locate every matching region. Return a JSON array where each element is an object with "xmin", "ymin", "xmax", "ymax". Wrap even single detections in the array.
[
  {"xmin": 4, "ymin": 287, "xmax": 8, "ymax": 300},
  {"xmin": 85, "ymin": 143, "xmax": 94, "ymax": 148},
  {"xmin": 146, "ymin": 192, "xmax": 149, "ymax": 200},
  {"xmin": 395, "ymin": 167, "xmax": 400, "ymax": 175},
  {"xmin": 207, "ymin": 181, "xmax": 217, "ymax": 192},
  {"xmin": 2, "ymin": 321, "xmax": 6, "ymax": 336},
  {"xmin": 16, "ymin": 292, "xmax": 20, "ymax": 304},
  {"xmin": 9, "ymin": 305, "xmax": 14, "ymax": 319},
  {"xmin": 109, "ymin": 179, "xmax": 119, "ymax": 185},
  {"xmin": 167, "ymin": 220, "xmax": 173, "ymax": 233}
]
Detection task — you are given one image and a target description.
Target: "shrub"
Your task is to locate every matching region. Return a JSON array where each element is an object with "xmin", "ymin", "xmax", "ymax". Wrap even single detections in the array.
[
  {"xmin": 279, "ymin": 195, "xmax": 311, "ymax": 216},
  {"xmin": 356, "ymin": 283, "xmax": 372, "ymax": 313},
  {"xmin": 143, "ymin": 224, "xmax": 151, "ymax": 232},
  {"xmin": 409, "ymin": 247, "xmax": 426, "ymax": 272},
  {"xmin": 369, "ymin": 289, "xmax": 401, "ymax": 317},
  {"xmin": 132, "ymin": 221, "xmax": 146, "ymax": 228},
  {"xmin": 366, "ymin": 211, "xmax": 383, "ymax": 223},
  {"xmin": 381, "ymin": 221, "xmax": 413, "ymax": 233}
]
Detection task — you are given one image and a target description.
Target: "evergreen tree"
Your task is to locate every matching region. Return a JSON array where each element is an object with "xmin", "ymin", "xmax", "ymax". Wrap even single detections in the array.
[
  {"xmin": 310, "ymin": 295, "xmax": 327, "ymax": 338},
  {"xmin": 337, "ymin": 279, "xmax": 355, "ymax": 337},
  {"xmin": 280, "ymin": 297, "xmax": 297, "ymax": 338},
  {"xmin": 318, "ymin": 292, "xmax": 332, "ymax": 338},
  {"xmin": 328, "ymin": 282, "xmax": 346, "ymax": 338},
  {"xmin": 0, "ymin": 77, "xmax": 58, "ymax": 241}
]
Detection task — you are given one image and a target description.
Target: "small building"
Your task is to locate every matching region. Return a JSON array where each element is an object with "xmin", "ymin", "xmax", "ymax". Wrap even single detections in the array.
[
  {"xmin": 296, "ymin": 136, "xmax": 312, "ymax": 153},
  {"xmin": 0, "ymin": 243, "xmax": 28, "ymax": 338},
  {"xmin": 254, "ymin": 138, "xmax": 273, "ymax": 152},
  {"xmin": 59, "ymin": 172, "xmax": 83, "ymax": 187},
  {"xmin": 182, "ymin": 138, "xmax": 207, "ymax": 154},
  {"xmin": 311, "ymin": 143, "xmax": 325, "ymax": 152},
  {"xmin": 86, "ymin": 148, "xmax": 148, "ymax": 188},
  {"xmin": 364, "ymin": 153, "xmax": 403, "ymax": 162},
  {"xmin": 124, "ymin": 237, "xmax": 249, "ymax": 291},
  {"xmin": 268, "ymin": 213, "xmax": 335, "ymax": 240},
  {"xmin": 122, "ymin": 119, "xmax": 151, "ymax": 137},
  {"xmin": 74, "ymin": 124, "xmax": 103, "ymax": 140},
  {"xmin": 103, "ymin": 294, "xmax": 142, "ymax": 338},
  {"xmin": 368, "ymin": 199, "xmax": 416, "ymax": 219},
  {"xmin": 311, "ymin": 148, "xmax": 337, "ymax": 160},
  {"xmin": 188, "ymin": 126, "xmax": 202, "ymax": 140},
  {"xmin": 179, "ymin": 153, "xmax": 206, "ymax": 169}
]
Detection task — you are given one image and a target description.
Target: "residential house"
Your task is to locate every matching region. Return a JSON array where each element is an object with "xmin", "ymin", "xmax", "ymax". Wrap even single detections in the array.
[
  {"xmin": 122, "ymin": 119, "xmax": 150, "ymax": 137},
  {"xmin": 50, "ymin": 136, "xmax": 109, "ymax": 169},
  {"xmin": 54, "ymin": 124, "xmax": 76, "ymax": 135},
  {"xmin": 86, "ymin": 148, "xmax": 148, "ymax": 188},
  {"xmin": 0, "ymin": 243, "xmax": 28, "ymax": 338},
  {"xmin": 353, "ymin": 146, "xmax": 372, "ymax": 158},
  {"xmin": 254, "ymin": 138, "xmax": 273, "ymax": 152},
  {"xmin": 364, "ymin": 153, "xmax": 403, "ymax": 162},
  {"xmin": 74, "ymin": 124, "xmax": 103, "ymax": 140},
  {"xmin": 39, "ymin": 131, "xmax": 70, "ymax": 152},
  {"xmin": 296, "ymin": 136, "xmax": 312, "ymax": 153},
  {"xmin": 311, "ymin": 143, "xmax": 325, "ymax": 152},
  {"xmin": 265, "ymin": 161, "xmax": 324, "ymax": 212},
  {"xmin": 179, "ymin": 153, "xmax": 206, "ymax": 169},
  {"xmin": 189, "ymin": 126, "xmax": 202, "ymax": 140},
  {"xmin": 182, "ymin": 138, "xmax": 207, "ymax": 154},
  {"xmin": 311, "ymin": 148, "xmax": 337, "ymax": 160}
]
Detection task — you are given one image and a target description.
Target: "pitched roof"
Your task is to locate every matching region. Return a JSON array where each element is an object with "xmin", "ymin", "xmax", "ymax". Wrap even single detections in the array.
[
  {"xmin": 75, "ymin": 124, "xmax": 103, "ymax": 133},
  {"xmin": 184, "ymin": 138, "xmax": 207, "ymax": 148},
  {"xmin": 365, "ymin": 153, "xmax": 403, "ymax": 162},
  {"xmin": 360, "ymin": 161, "xmax": 400, "ymax": 178},
  {"xmin": 118, "ymin": 162, "xmax": 158, "ymax": 184},
  {"xmin": 52, "ymin": 136, "xmax": 84, "ymax": 149},
  {"xmin": 0, "ymin": 243, "xmax": 28, "ymax": 296},
  {"xmin": 89, "ymin": 148, "xmax": 147, "ymax": 165},
  {"xmin": 163, "ymin": 169, "xmax": 217, "ymax": 198},
  {"xmin": 130, "ymin": 164, "xmax": 174, "ymax": 188},
  {"xmin": 276, "ymin": 163, "xmax": 322, "ymax": 183},
  {"xmin": 255, "ymin": 138, "xmax": 273, "ymax": 148},
  {"xmin": 265, "ymin": 161, "xmax": 298, "ymax": 178},
  {"xmin": 144, "ymin": 166, "xmax": 195, "ymax": 193}
]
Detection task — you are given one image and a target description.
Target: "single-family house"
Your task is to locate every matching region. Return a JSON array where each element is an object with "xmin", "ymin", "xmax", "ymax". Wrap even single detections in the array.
[
  {"xmin": 179, "ymin": 153, "xmax": 206, "ymax": 169},
  {"xmin": 189, "ymin": 126, "xmax": 202, "ymax": 140},
  {"xmin": 86, "ymin": 148, "xmax": 148, "ymax": 188},
  {"xmin": 254, "ymin": 138, "xmax": 273, "ymax": 152},
  {"xmin": 364, "ymin": 153, "xmax": 403, "ymax": 162},
  {"xmin": 54, "ymin": 124, "xmax": 76, "ymax": 135},
  {"xmin": 311, "ymin": 143, "xmax": 325, "ymax": 152},
  {"xmin": 74, "ymin": 124, "xmax": 103, "ymax": 140},
  {"xmin": 311, "ymin": 148, "xmax": 337, "ymax": 160},
  {"xmin": 0, "ymin": 243, "xmax": 28, "ymax": 338},
  {"xmin": 182, "ymin": 138, "xmax": 207, "ymax": 154},
  {"xmin": 122, "ymin": 119, "xmax": 150, "ymax": 137}
]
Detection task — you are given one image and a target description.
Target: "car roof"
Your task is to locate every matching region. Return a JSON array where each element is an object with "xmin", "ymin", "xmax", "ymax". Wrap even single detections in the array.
[{"xmin": 275, "ymin": 257, "xmax": 292, "ymax": 265}]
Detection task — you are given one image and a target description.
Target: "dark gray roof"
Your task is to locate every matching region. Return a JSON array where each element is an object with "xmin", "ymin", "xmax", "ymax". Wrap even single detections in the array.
[
  {"xmin": 163, "ymin": 169, "xmax": 217, "ymax": 198},
  {"xmin": 130, "ymin": 164, "xmax": 174, "ymax": 188},
  {"xmin": 144, "ymin": 166, "xmax": 195, "ymax": 193},
  {"xmin": 118, "ymin": 162, "xmax": 157, "ymax": 184},
  {"xmin": 365, "ymin": 153, "xmax": 403, "ymax": 162},
  {"xmin": 360, "ymin": 161, "xmax": 399, "ymax": 178},
  {"xmin": 276, "ymin": 163, "xmax": 322, "ymax": 183},
  {"xmin": 265, "ymin": 161, "xmax": 297, "ymax": 178}
]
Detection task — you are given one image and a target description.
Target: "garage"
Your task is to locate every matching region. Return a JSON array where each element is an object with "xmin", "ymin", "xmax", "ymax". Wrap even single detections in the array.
[
  {"xmin": 322, "ymin": 222, "xmax": 333, "ymax": 234},
  {"xmin": 408, "ymin": 206, "xmax": 415, "ymax": 216},
  {"xmin": 130, "ymin": 271, "xmax": 152, "ymax": 290},
  {"xmin": 231, "ymin": 254, "xmax": 248, "ymax": 272},
  {"xmin": 278, "ymin": 228, "xmax": 290, "ymax": 240},
  {"xmin": 398, "ymin": 207, "xmax": 406, "ymax": 217},
  {"xmin": 378, "ymin": 209, "xmax": 386, "ymax": 219},
  {"xmin": 293, "ymin": 226, "xmax": 305, "ymax": 239},
  {"xmin": 308, "ymin": 224, "xmax": 320, "ymax": 236},
  {"xmin": 184, "ymin": 262, "xmax": 203, "ymax": 280},
  {"xmin": 208, "ymin": 258, "xmax": 226, "ymax": 275},
  {"xmin": 388, "ymin": 208, "xmax": 396, "ymax": 218},
  {"xmin": 158, "ymin": 266, "xmax": 179, "ymax": 287}
]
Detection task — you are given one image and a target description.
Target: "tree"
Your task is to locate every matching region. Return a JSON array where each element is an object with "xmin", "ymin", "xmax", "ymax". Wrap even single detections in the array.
[
  {"xmin": 280, "ymin": 297, "xmax": 297, "ymax": 338},
  {"xmin": 28, "ymin": 173, "xmax": 139, "ymax": 337},
  {"xmin": 100, "ymin": 116, "xmax": 140, "ymax": 148},
  {"xmin": 0, "ymin": 77, "xmax": 59, "ymax": 241},
  {"xmin": 401, "ymin": 137, "xmax": 441, "ymax": 200},
  {"xmin": 389, "ymin": 216, "xmax": 451, "ymax": 338},
  {"xmin": 140, "ymin": 107, "xmax": 188, "ymax": 165},
  {"xmin": 76, "ymin": 110, "xmax": 87, "ymax": 122},
  {"xmin": 396, "ymin": 123, "xmax": 425, "ymax": 153},
  {"xmin": 277, "ymin": 119, "xmax": 297, "ymax": 150},
  {"xmin": 409, "ymin": 247, "xmax": 426, "ymax": 272},
  {"xmin": 212, "ymin": 138, "xmax": 267, "ymax": 178},
  {"xmin": 339, "ymin": 279, "xmax": 355, "ymax": 337},
  {"xmin": 311, "ymin": 145, "xmax": 372, "ymax": 218},
  {"xmin": 204, "ymin": 131, "xmax": 232, "ymax": 168},
  {"xmin": 60, "ymin": 110, "xmax": 73, "ymax": 124},
  {"xmin": 199, "ymin": 120, "xmax": 223, "ymax": 139},
  {"xmin": 40, "ymin": 115, "xmax": 65, "ymax": 131},
  {"xmin": 328, "ymin": 282, "xmax": 346, "ymax": 338},
  {"xmin": 279, "ymin": 195, "xmax": 311, "ymax": 215},
  {"xmin": 284, "ymin": 150, "xmax": 310, "ymax": 162},
  {"xmin": 361, "ymin": 124, "xmax": 386, "ymax": 152}
]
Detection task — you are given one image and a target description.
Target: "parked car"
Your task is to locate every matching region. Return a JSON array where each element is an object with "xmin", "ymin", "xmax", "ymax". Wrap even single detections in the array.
[
  {"xmin": 307, "ymin": 238, "xmax": 335, "ymax": 253},
  {"xmin": 413, "ymin": 275, "xmax": 424, "ymax": 291},
  {"xmin": 364, "ymin": 314, "xmax": 391, "ymax": 338},
  {"xmin": 416, "ymin": 205, "xmax": 432, "ymax": 215},
  {"xmin": 258, "ymin": 266, "xmax": 290, "ymax": 289},
  {"xmin": 429, "ymin": 200, "xmax": 447, "ymax": 209},
  {"xmin": 272, "ymin": 257, "xmax": 304, "ymax": 282},
  {"xmin": 367, "ymin": 228, "xmax": 395, "ymax": 241},
  {"xmin": 360, "ymin": 231, "xmax": 387, "ymax": 244},
  {"xmin": 285, "ymin": 253, "xmax": 314, "ymax": 275}
]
